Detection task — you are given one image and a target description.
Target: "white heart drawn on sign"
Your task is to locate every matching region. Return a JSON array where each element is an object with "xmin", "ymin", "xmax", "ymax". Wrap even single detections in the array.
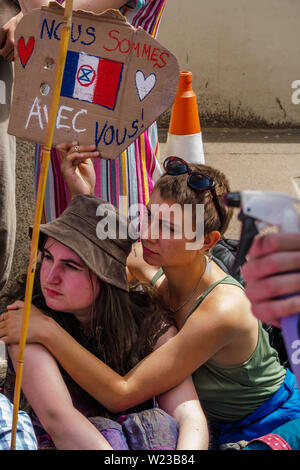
[{"xmin": 135, "ymin": 71, "xmax": 156, "ymax": 101}]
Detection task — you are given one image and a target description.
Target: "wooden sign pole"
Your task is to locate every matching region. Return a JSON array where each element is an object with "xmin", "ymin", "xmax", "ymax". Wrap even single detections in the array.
[{"xmin": 10, "ymin": 0, "xmax": 74, "ymax": 450}]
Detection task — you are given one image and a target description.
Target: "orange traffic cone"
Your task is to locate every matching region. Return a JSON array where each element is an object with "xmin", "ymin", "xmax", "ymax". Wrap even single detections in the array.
[{"xmin": 165, "ymin": 71, "xmax": 205, "ymax": 164}]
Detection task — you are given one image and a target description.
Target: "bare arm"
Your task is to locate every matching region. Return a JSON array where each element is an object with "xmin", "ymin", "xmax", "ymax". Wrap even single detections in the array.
[
  {"xmin": 8, "ymin": 343, "xmax": 112, "ymax": 450},
  {"xmin": 0, "ymin": 298, "xmax": 239, "ymax": 414},
  {"xmin": 73, "ymin": 0, "xmax": 126, "ymax": 12},
  {"xmin": 126, "ymin": 241, "xmax": 159, "ymax": 283},
  {"xmin": 18, "ymin": 0, "xmax": 48, "ymax": 14},
  {"xmin": 154, "ymin": 327, "xmax": 209, "ymax": 450},
  {"xmin": 19, "ymin": 0, "xmax": 127, "ymax": 14}
]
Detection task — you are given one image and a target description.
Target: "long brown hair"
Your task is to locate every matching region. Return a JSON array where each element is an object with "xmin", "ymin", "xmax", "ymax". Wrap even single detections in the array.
[
  {"xmin": 3, "ymin": 264, "xmax": 171, "ymax": 418},
  {"xmin": 82, "ymin": 276, "xmax": 171, "ymax": 376}
]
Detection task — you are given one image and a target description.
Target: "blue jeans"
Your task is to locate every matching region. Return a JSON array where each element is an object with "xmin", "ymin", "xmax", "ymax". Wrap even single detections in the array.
[{"xmin": 211, "ymin": 369, "xmax": 300, "ymax": 446}]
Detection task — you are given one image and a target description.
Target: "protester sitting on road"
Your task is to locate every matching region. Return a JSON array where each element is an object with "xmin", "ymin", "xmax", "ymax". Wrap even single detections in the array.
[
  {"xmin": 1, "ymin": 142, "xmax": 300, "ymax": 449},
  {"xmin": 1, "ymin": 191, "xmax": 207, "ymax": 450}
]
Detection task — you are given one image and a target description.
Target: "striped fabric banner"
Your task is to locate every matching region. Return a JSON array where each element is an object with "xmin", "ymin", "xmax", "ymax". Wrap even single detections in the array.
[
  {"xmin": 122, "ymin": 0, "xmax": 167, "ymax": 38},
  {"xmin": 35, "ymin": 0, "xmax": 168, "ymax": 223}
]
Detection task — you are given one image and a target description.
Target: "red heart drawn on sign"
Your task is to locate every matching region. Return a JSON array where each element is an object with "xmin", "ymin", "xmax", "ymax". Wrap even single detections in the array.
[{"xmin": 18, "ymin": 36, "xmax": 35, "ymax": 68}]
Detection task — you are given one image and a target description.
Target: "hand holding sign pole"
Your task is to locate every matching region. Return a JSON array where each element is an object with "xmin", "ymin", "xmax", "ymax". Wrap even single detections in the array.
[{"xmin": 10, "ymin": 0, "xmax": 74, "ymax": 450}]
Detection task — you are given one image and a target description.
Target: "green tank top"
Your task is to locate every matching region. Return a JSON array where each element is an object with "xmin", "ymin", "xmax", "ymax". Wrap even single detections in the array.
[{"xmin": 151, "ymin": 269, "xmax": 286, "ymax": 423}]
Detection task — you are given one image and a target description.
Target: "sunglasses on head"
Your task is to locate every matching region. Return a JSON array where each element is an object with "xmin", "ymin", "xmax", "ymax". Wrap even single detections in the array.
[{"xmin": 163, "ymin": 156, "xmax": 224, "ymax": 230}]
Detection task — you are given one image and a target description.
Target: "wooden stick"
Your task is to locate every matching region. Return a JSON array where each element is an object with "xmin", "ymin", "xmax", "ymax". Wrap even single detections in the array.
[{"xmin": 10, "ymin": 0, "xmax": 74, "ymax": 450}]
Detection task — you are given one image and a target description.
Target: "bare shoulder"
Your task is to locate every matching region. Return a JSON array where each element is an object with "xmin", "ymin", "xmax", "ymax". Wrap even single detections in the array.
[
  {"xmin": 126, "ymin": 242, "xmax": 159, "ymax": 283},
  {"xmin": 197, "ymin": 281, "xmax": 259, "ymax": 364},
  {"xmin": 187, "ymin": 281, "xmax": 255, "ymax": 337}
]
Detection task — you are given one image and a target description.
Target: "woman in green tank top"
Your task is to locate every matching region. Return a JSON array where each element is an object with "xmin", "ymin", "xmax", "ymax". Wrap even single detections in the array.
[
  {"xmin": 131, "ymin": 158, "xmax": 299, "ymax": 446},
  {"xmin": 2, "ymin": 153, "xmax": 300, "ymax": 448}
]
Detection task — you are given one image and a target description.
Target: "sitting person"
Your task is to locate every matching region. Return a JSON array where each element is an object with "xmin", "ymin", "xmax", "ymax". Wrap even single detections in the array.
[
  {"xmin": 1, "ymin": 143, "xmax": 300, "ymax": 449},
  {"xmin": 1, "ymin": 191, "xmax": 207, "ymax": 450}
]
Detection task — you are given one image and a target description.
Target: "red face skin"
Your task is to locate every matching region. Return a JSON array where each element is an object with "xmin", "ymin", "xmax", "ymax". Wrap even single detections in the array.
[
  {"xmin": 40, "ymin": 238, "xmax": 100, "ymax": 325},
  {"xmin": 140, "ymin": 189, "xmax": 204, "ymax": 269}
]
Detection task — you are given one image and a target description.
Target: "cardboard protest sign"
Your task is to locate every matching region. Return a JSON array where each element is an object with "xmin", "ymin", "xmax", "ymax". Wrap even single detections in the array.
[{"xmin": 8, "ymin": 3, "xmax": 180, "ymax": 160}]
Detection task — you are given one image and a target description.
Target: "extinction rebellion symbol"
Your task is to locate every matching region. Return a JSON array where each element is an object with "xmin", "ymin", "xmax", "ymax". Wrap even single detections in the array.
[{"xmin": 76, "ymin": 64, "xmax": 96, "ymax": 87}]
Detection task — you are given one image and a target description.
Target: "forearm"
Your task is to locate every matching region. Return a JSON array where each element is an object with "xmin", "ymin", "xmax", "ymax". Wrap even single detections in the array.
[
  {"xmin": 8, "ymin": 343, "xmax": 112, "ymax": 450},
  {"xmin": 44, "ymin": 406, "xmax": 113, "ymax": 450},
  {"xmin": 157, "ymin": 376, "xmax": 209, "ymax": 450},
  {"xmin": 176, "ymin": 415, "xmax": 209, "ymax": 450},
  {"xmin": 3, "ymin": 304, "xmax": 226, "ymax": 415},
  {"xmin": 72, "ymin": 0, "xmax": 126, "ymax": 13}
]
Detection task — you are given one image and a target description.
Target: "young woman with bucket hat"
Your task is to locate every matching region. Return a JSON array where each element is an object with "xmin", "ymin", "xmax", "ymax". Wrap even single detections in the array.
[
  {"xmin": 1, "ymin": 190, "xmax": 207, "ymax": 449},
  {"xmin": 2, "ymin": 142, "xmax": 300, "ymax": 449}
]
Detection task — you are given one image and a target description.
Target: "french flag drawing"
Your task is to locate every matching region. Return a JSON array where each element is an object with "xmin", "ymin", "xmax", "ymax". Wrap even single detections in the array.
[{"xmin": 61, "ymin": 51, "xmax": 124, "ymax": 110}]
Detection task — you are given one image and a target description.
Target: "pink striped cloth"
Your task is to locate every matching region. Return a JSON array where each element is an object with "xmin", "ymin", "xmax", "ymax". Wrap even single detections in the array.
[{"xmin": 35, "ymin": 0, "xmax": 168, "ymax": 222}]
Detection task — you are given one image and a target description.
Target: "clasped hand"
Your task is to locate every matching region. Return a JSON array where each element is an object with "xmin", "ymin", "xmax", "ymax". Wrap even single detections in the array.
[{"xmin": 0, "ymin": 300, "xmax": 44, "ymax": 344}]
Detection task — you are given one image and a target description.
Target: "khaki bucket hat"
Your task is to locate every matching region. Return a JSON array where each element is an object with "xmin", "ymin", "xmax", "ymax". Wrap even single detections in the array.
[{"xmin": 31, "ymin": 195, "xmax": 134, "ymax": 292}]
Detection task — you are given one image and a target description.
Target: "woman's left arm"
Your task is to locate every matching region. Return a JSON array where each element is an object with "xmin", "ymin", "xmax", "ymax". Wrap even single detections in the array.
[{"xmin": 154, "ymin": 327, "xmax": 209, "ymax": 450}]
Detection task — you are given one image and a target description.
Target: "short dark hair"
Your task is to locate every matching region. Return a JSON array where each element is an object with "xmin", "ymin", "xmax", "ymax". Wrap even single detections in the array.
[{"xmin": 153, "ymin": 163, "xmax": 233, "ymax": 235}]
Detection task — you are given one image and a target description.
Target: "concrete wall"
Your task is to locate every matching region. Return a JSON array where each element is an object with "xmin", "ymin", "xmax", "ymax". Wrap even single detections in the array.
[{"xmin": 158, "ymin": 0, "xmax": 300, "ymax": 127}]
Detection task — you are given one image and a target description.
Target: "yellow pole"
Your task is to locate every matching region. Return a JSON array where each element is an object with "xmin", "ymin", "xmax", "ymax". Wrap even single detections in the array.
[{"xmin": 10, "ymin": 0, "xmax": 74, "ymax": 450}]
